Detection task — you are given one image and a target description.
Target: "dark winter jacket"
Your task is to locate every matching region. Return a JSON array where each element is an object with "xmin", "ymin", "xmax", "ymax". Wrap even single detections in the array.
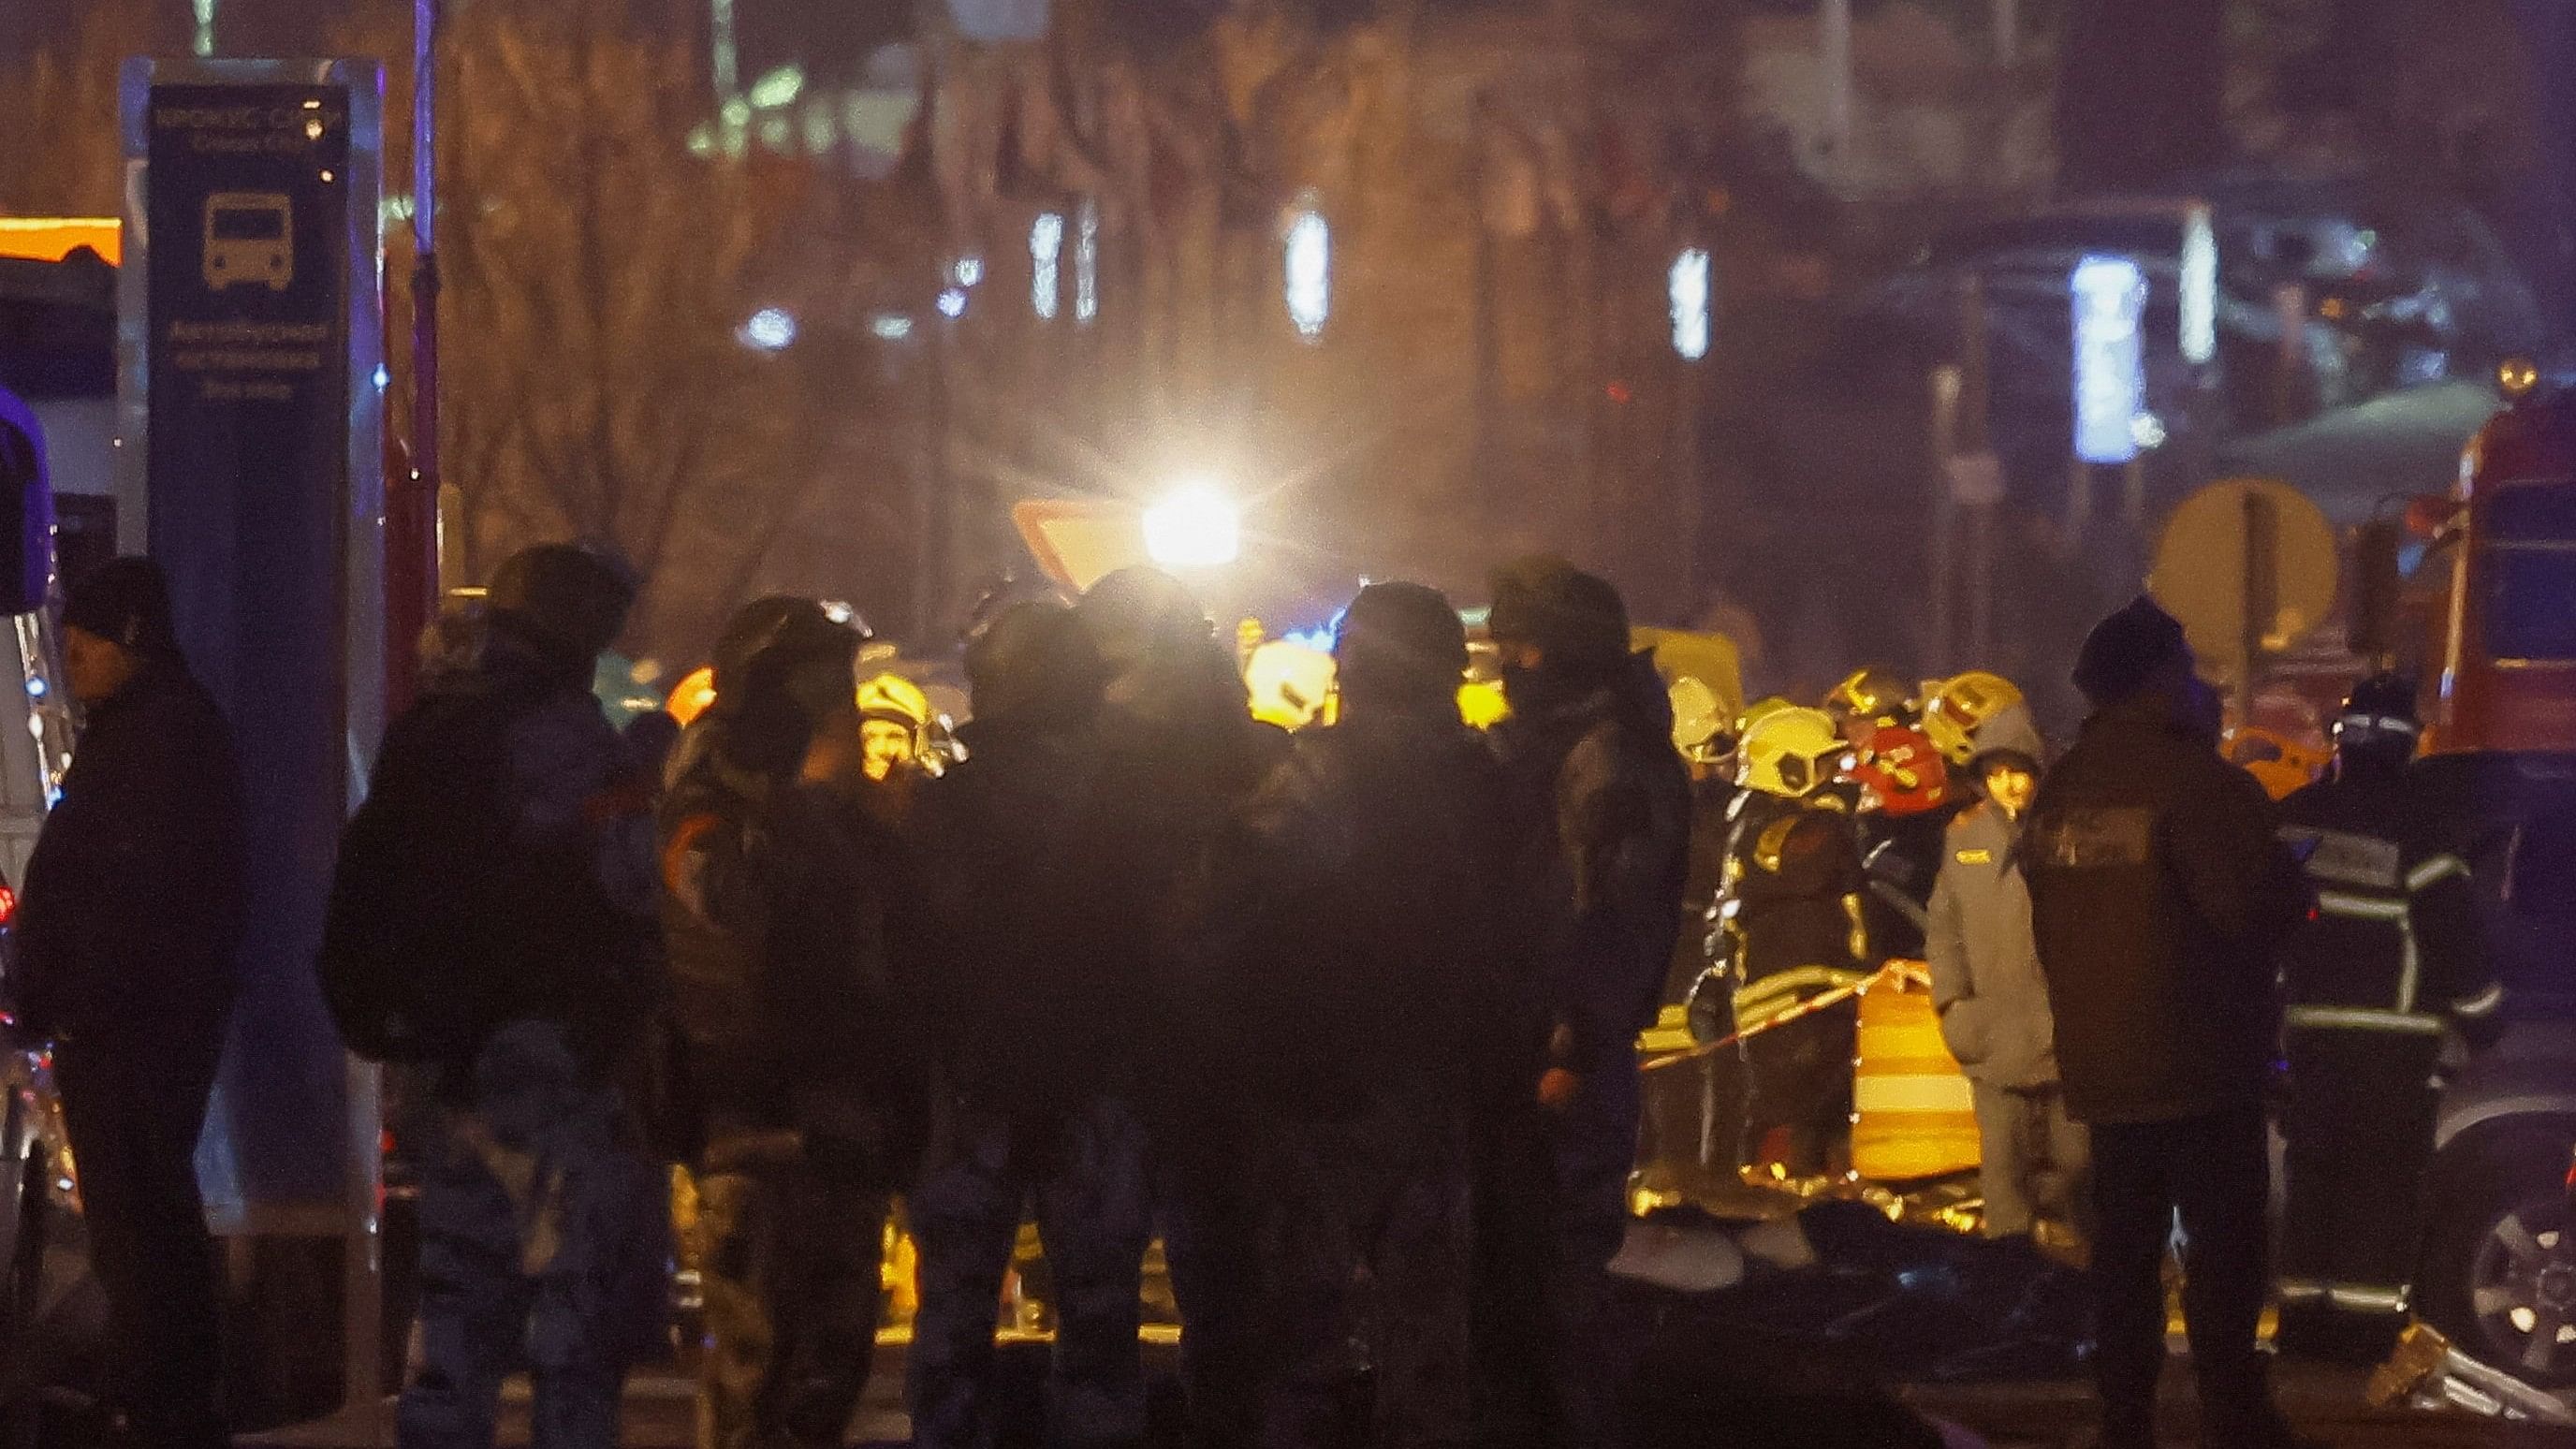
[
  {"xmin": 1490, "ymin": 653, "xmax": 1693, "ymax": 1070},
  {"xmin": 1077, "ymin": 693, "xmax": 1288, "ymax": 1116},
  {"xmin": 2026, "ymin": 694, "xmax": 2309, "ymax": 1125},
  {"xmin": 906, "ymin": 717, "xmax": 1121, "ymax": 1114},
  {"xmin": 1212, "ymin": 711, "xmax": 1526, "ymax": 1120},
  {"xmin": 659, "ymin": 719, "xmax": 915, "ymax": 1179},
  {"xmin": 1925, "ymin": 703, "xmax": 2056, "ymax": 1090},
  {"xmin": 18, "ymin": 659, "xmax": 245, "ymax": 1047}
]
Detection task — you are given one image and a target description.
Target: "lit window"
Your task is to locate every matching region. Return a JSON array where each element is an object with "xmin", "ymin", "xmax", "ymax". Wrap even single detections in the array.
[
  {"xmin": 2071, "ymin": 255, "xmax": 2147, "ymax": 464},
  {"xmin": 2180, "ymin": 204, "xmax": 2217, "ymax": 365},
  {"xmin": 1284, "ymin": 201, "xmax": 1329, "ymax": 340},
  {"xmin": 1031, "ymin": 212, "xmax": 1063, "ymax": 319},
  {"xmin": 1670, "ymin": 248, "xmax": 1711, "ymax": 360},
  {"xmin": 937, "ymin": 288, "xmax": 968, "ymax": 319},
  {"xmin": 1076, "ymin": 199, "xmax": 1100, "ymax": 323},
  {"xmin": 739, "ymin": 308, "xmax": 796, "ymax": 351}
]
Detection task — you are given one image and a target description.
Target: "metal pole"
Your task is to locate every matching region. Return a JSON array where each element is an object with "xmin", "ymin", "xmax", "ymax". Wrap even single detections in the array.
[
  {"xmin": 1821, "ymin": 0, "xmax": 1853, "ymax": 182},
  {"xmin": 1965, "ymin": 497, "xmax": 1996, "ymax": 664},
  {"xmin": 1928, "ymin": 365, "xmax": 1961, "ymax": 675},
  {"xmin": 2272, "ymin": 282, "xmax": 2306, "ymax": 427},
  {"xmin": 2239, "ymin": 487, "xmax": 2277, "ymax": 723},
  {"xmin": 390, "ymin": 0, "xmax": 444, "ymax": 714}
]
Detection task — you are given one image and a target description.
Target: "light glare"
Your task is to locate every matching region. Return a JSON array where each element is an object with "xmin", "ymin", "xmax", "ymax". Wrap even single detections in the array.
[{"xmin": 1143, "ymin": 486, "xmax": 1241, "ymax": 570}]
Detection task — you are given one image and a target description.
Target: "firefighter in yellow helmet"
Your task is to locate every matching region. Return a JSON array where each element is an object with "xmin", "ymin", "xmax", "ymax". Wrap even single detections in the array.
[
  {"xmin": 1921, "ymin": 671, "xmax": 2027, "ymax": 768},
  {"xmin": 856, "ymin": 673, "xmax": 932, "ymax": 783},
  {"xmin": 1689, "ymin": 706, "xmax": 1872, "ymax": 1178}
]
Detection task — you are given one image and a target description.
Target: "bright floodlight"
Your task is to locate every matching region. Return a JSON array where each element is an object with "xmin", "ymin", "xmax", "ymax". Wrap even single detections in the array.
[{"xmin": 1143, "ymin": 486, "xmax": 1241, "ymax": 570}]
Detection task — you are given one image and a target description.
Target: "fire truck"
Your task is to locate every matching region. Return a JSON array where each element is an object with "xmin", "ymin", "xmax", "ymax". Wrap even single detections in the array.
[{"xmin": 2378, "ymin": 364, "xmax": 2576, "ymax": 1397}]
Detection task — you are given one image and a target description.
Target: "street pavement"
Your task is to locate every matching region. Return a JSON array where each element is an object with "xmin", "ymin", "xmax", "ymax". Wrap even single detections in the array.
[
  {"xmin": 1908, "ymin": 1362, "xmax": 2576, "ymax": 1448},
  {"xmin": 233, "ymin": 1345, "xmax": 2576, "ymax": 1447}
]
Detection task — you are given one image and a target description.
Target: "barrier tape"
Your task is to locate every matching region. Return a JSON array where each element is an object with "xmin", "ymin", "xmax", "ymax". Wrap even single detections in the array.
[{"xmin": 1640, "ymin": 959, "xmax": 1929, "ymax": 1074}]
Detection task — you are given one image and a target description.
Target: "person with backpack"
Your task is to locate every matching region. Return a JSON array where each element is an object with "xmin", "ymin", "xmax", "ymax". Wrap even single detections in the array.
[
  {"xmin": 659, "ymin": 596, "xmax": 917, "ymax": 1449},
  {"xmin": 323, "ymin": 544, "xmax": 667, "ymax": 1449},
  {"xmin": 15, "ymin": 558, "xmax": 244, "ymax": 1449}
]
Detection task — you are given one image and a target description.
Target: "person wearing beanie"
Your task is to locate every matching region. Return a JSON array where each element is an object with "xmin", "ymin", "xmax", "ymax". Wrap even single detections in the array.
[
  {"xmin": 659, "ymin": 594, "xmax": 918, "ymax": 1449},
  {"xmin": 333, "ymin": 542, "xmax": 667, "ymax": 1449},
  {"xmin": 904, "ymin": 600, "xmax": 1155, "ymax": 1449},
  {"xmin": 2025, "ymin": 597, "xmax": 2313, "ymax": 1449},
  {"xmin": 486, "ymin": 541, "xmax": 638, "ymax": 681},
  {"xmin": 19, "ymin": 556, "xmax": 243, "ymax": 1449},
  {"xmin": 1204, "ymin": 580, "xmax": 1518, "ymax": 1446},
  {"xmin": 1478, "ymin": 560, "xmax": 1691, "ymax": 1447}
]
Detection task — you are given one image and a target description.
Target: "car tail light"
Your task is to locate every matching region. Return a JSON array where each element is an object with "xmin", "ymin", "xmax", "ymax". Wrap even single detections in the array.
[{"xmin": 0, "ymin": 886, "xmax": 20, "ymax": 928}]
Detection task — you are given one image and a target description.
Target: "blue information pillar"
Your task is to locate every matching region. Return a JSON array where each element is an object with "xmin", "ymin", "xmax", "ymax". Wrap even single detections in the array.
[{"xmin": 117, "ymin": 60, "xmax": 384, "ymax": 1235}]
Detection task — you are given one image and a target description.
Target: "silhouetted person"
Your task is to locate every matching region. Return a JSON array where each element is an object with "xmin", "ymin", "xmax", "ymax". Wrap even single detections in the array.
[
  {"xmin": 661, "ymin": 596, "xmax": 915, "ymax": 1449},
  {"xmin": 18, "ymin": 557, "xmax": 244, "ymax": 1449},
  {"xmin": 905, "ymin": 602, "xmax": 1151, "ymax": 1448},
  {"xmin": 1479, "ymin": 558, "xmax": 1691, "ymax": 1449},
  {"xmin": 1216, "ymin": 582, "xmax": 1519, "ymax": 1446},
  {"xmin": 2026, "ymin": 597, "xmax": 2312, "ymax": 1449}
]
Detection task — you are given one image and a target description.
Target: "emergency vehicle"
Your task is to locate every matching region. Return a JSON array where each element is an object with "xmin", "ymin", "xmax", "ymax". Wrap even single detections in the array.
[{"xmin": 2378, "ymin": 365, "xmax": 2576, "ymax": 1392}]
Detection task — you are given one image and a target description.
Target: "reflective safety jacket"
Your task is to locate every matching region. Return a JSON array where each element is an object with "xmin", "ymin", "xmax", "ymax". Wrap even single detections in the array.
[
  {"xmin": 2276, "ymin": 768, "xmax": 2502, "ymax": 1046},
  {"xmin": 1719, "ymin": 791, "xmax": 1872, "ymax": 1032}
]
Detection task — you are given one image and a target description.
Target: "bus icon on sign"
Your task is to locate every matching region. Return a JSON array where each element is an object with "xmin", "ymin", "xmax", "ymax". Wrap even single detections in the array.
[{"xmin": 202, "ymin": 192, "xmax": 293, "ymax": 292}]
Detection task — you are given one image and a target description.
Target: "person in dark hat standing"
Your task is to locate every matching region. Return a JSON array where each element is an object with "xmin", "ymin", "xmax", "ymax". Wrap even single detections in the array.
[
  {"xmin": 1477, "ymin": 557, "xmax": 1691, "ymax": 1449},
  {"xmin": 904, "ymin": 602, "xmax": 1152, "ymax": 1449},
  {"xmin": 1213, "ymin": 582, "xmax": 1522, "ymax": 1447},
  {"xmin": 2025, "ymin": 596, "xmax": 2314, "ymax": 1449},
  {"xmin": 15, "ymin": 557, "xmax": 244, "ymax": 1449}
]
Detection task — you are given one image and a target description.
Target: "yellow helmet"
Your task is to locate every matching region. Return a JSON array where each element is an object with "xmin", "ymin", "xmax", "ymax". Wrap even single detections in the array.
[
  {"xmin": 1736, "ymin": 695, "xmax": 1795, "ymax": 737},
  {"xmin": 1735, "ymin": 706, "xmax": 1847, "ymax": 798},
  {"xmin": 1457, "ymin": 678, "xmax": 1510, "ymax": 729},
  {"xmin": 857, "ymin": 672, "xmax": 931, "ymax": 729},
  {"xmin": 1921, "ymin": 670, "xmax": 2026, "ymax": 766},
  {"xmin": 1669, "ymin": 676, "xmax": 1725, "ymax": 756},
  {"xmin": 1827, "ymin": 667, "xmax": 1915, "ymax": 724},
  {"xmin": 1245, "ymin": 639, "xmax": 1337, "ymax": 730}
]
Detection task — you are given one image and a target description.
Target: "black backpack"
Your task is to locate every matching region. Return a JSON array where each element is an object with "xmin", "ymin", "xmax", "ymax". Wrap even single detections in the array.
[{"xmin": 318, "ymin": 676, "xmax": 554, "ymax": 1064}]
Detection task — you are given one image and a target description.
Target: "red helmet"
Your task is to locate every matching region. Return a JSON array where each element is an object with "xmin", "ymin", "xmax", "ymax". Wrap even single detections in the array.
[{"xmin": 1844, "ymin": 723, "xmax": 1953, "ymax": 817}]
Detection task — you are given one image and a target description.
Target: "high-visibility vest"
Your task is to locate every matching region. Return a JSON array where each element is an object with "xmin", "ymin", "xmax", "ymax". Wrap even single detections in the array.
[{"xmin": 1850, "ymin": 970, "xmax": 1982, "ymax": 1181}]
